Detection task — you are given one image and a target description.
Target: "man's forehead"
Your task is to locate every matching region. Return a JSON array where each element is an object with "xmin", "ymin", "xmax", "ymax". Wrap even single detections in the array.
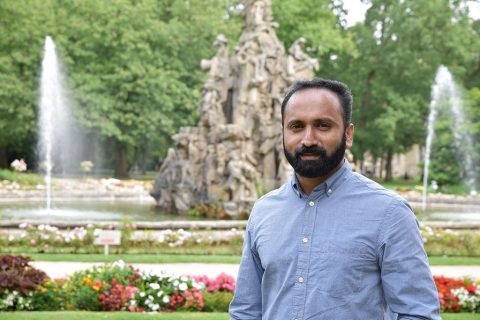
[{"xmin": 285, "ymin": 88, "xmax": 342, "ymax": 116}]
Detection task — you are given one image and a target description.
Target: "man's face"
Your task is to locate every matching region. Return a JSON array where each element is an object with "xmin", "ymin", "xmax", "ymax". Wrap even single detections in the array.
[{"xmin": 283, "ymin": 88, "xmax": 354, "ymax": 178}]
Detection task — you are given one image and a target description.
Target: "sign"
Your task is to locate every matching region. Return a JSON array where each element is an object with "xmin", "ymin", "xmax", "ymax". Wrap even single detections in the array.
[{"xmin": 94, "ymin": 230, "xmax": 122, "ymax": 245}]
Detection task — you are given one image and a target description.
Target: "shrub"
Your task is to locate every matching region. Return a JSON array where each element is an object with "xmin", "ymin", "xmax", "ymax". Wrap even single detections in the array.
[
  {"xmin": 98, "ymin": 278, "xmax": 138, "ymax": 311},
  {"xmin": 31, "ymin": 278, "xmax": 66, "ymax": 311},
  {"xmin": 65, "ymin": 260, "xmax": 140, "ymax": 311},
  {"xmin": 434, "ymin": 276, "xmax": 480, "ymax": 312},
  {"xmin": 133, "ymin": 271, "xmax": 201, "ymax": 312},
  {"xmin": 202, "ymin": 291, "xmax": 234, "ymax": 312},
  {"xmin": 0, "ymin": 255, "xmax": 47, "ymax": 310}
]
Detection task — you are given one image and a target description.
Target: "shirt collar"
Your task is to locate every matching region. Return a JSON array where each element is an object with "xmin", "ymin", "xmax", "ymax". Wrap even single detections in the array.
[{"xmin": 290, "ymin": 159, "xmax": 352, "ymax": 199}]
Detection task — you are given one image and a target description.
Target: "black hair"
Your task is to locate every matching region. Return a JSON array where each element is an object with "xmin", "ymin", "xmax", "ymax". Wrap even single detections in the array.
[{"xmin": 280, "ymin": 78, "xmax": 353, "ymax": 128}]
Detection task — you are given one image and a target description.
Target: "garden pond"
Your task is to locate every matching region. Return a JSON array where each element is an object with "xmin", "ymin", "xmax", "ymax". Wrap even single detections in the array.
[
  {"xmin": 0, "ymin": 200, "xmax": 208, "ymax": 222},
  {"xmin": 0, "ymin": 199, "xmax": 479, "ymax": 223}
]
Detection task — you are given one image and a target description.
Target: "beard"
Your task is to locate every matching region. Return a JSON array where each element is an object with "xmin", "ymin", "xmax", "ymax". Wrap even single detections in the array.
[{"xmin": 284, "ymin": 134, "xmax": 346, "ymax": 179}]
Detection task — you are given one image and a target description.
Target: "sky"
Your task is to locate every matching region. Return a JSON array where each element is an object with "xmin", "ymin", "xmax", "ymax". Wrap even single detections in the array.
[{"xmin": 343, "ymin": 0, "xmax": 480, "ymax": 27}]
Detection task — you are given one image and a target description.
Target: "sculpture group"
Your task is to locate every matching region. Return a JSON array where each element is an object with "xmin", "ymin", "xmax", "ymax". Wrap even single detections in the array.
[{"xmin": 151, "ymin": 0, "xmax": 319, "ymax": 216}]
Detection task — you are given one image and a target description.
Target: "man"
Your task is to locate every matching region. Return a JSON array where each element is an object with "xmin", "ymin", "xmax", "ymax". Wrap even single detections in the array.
[{"xmin": 229, "ymin": 79, "xmax": 440, "ymax": 319}]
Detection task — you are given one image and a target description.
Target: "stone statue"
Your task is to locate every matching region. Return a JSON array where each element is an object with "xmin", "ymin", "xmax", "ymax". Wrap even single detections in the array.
[
  {"xmin": 199, "ymin": 34, "xmax": 230, "ymax": 127},
  {"xmin": 151, "ymin": 0, "xmax": 319, "ymax": 216},
  {"xmin": 287, "ymin": 37, "xmax": 319, "ymax": 81}
]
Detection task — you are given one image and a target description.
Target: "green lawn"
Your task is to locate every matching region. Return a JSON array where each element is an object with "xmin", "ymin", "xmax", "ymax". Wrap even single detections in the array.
[
  {"xmin": 428, "ymin": 256, "xmax": 480, "ymax": 266},
  {"xmin": 1, "ymin": 312, "xmax": 477, "ymax": 319},
  {"xmin": 22, "ymin": 253, "xmax": 242, "ymax": 264},
  {"xmin": 15, "ymin": 253, "xmax": 480, "ymax": 266},
  {"xmin": 0, "ymin": 312, "xmax": 228, "ymax": 320}
]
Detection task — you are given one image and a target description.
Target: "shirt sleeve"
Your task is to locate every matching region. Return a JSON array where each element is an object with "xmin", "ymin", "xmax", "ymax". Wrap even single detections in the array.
[
  {"xmin": 229, "ymin": 218, "xmax": 264, "ymax": 320},
  {"xmin": 377, "ymin": 199, "xmax": 441, "ymax": 320}
]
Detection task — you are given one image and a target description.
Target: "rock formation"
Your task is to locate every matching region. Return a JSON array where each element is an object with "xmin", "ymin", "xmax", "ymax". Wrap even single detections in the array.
[{"xmin": 151, "ymin": 0, "xmax": 319, "ymax": 216}]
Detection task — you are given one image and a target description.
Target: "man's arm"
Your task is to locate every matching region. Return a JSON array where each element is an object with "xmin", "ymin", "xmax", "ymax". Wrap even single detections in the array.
[
  {"xmin": 229, "ymin": 220, "xmax": 264, "ymax": 320},
  {"xmin": 378, "ymin": 199, "xmax": 441, "ymax": 320}
]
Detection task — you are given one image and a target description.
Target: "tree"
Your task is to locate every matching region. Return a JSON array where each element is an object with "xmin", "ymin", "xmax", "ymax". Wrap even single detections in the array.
[
  {"xmin": 322, "ymin": 0, "xmax": 479, "ymax": 180},
  {"xmin": 0, "ymin": 1, "xmax": 53, "ymax": 168},
  {"xmin": 51, "ymin": 0, "xmax": 241, "ymax": 177}
]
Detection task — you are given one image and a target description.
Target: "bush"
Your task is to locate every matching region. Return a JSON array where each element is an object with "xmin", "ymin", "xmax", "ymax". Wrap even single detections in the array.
[
  {"xmin": 31, "ymin": 278, "xmax": 66, "ymax": 311},
  {"xmin": 434, "ymin": 276, "xmax": 480, "ymax": 312},
  {"xmin": 65, "ymin": 260, "xmax": 141, "ymax": 311},
  {"xmin": 421, "ymin": 227, "xmax": 480, "ymax": 257},
  {"xmin": 0, "ymin": 255, "xmax": 47, "ymax": 310},
  {"xmin": 202, "ymin": 291, "xmax": 234, "ymax": 312},
  {"xmin": 0, "ymin": 169, "xmax": 43, "ymax": 188},
  {"xmin": 134, "ymin": 271, "xmax": 201, "ymax": 312}
]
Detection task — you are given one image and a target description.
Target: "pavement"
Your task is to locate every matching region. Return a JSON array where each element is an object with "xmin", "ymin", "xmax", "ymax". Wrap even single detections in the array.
[{"xmin": 32, "ymin": 261, "xmax": 480, "ymax": 280}]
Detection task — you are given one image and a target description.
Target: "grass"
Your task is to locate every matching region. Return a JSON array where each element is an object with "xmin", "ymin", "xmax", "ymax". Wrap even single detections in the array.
[
  {"xmin": 429, "ymin": 256, "xmax": 480, "ymax": 266},
  {"xmin": 0, "ymin": 312, "xmax": 476, "ymax": 319},
  {"xmin": 0, "ymin": 311, "xmax": 229, "ymax": 319},
  {"xmin": 0, "ymin": 169, "xmax": 44, "ymax": 187},
  {"xmin": 5, "ymin": 253, "xmax": 478, "ymax": 266},
  {"xmin": 16, "ymin": 253, "xmax": 242, "ymax": 264}
]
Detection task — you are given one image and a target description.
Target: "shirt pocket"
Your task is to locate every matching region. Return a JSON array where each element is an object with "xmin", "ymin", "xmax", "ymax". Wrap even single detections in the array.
[{"xmin": 310, "ymin": 241, "xmax": 372, "ymax": 299}]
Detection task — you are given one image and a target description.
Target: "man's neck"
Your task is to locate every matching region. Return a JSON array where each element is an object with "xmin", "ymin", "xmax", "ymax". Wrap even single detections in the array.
[{"xmin": 296, "ymin": 159, "xmax": 344, "ymax": 196}]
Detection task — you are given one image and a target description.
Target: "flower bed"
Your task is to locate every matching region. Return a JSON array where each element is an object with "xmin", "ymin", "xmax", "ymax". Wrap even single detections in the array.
[
  {"xmin": 0, "ymin": 255, "xmax": 235, "ymax": 312},
  {"xmin": 0, "ymin": 254, "xmax": 478, "ymax": 313},
  {"xmin": 2, "ymin": 223, "xmax": 479, "ymax": 257}
]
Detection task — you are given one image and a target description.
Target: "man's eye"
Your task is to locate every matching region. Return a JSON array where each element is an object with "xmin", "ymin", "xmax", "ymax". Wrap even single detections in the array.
[{"xmin": 288, "ymin": 123, "xmax": 303, "ymax": 130}]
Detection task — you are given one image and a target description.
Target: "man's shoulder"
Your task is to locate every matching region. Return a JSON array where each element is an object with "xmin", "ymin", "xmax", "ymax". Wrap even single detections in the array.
[
  {"xmin": 249, "ymin": 183, "xmax": 290, "ymax": 220},
  {"xmin": 349, "ymin": 172, "xmax": 411, "ymax": 208}
]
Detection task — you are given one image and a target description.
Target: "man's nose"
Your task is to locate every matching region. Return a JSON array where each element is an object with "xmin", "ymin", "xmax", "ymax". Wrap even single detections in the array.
[{"xmin": 301, "ymin": 126, "xmax": 317, "ymax": 147}]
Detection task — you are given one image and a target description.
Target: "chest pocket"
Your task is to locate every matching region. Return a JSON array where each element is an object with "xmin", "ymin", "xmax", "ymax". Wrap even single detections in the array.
[{"xmin": 310, "ymin": 241, "xmax": 374, "ymax": 299}]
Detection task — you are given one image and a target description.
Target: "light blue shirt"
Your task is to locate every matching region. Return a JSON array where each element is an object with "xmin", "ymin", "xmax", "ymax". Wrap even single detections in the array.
[{"xmin": 230, "ymin": 160, "xmax": 440, "ymax": 320}]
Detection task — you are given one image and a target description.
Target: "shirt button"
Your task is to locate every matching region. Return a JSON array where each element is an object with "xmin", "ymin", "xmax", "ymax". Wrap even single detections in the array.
[
  {"xmin": 298, "ymin": 276, "xmax": 304, "ymax": 283},
  {"xmin": 327, "ymin": 188, "xmax": 333, "ymax": 194},
  {"xmin": 302, "ymin": 237, "xmax": 308, "ymax": 243},
  {"xmin": 308, "ymin": 201, "xmax": 314, "ymax": 207}
]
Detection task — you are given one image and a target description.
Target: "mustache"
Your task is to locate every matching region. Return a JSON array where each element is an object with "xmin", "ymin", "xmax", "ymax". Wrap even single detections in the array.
[{"xmin": 294, "ymin": 145, "xmax": 327, "ymax": 159}]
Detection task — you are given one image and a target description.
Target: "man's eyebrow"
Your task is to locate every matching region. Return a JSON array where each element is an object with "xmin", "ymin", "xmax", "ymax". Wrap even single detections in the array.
[{"xmin": 286, "ymin": 119, "xmax": 303, "ymax": 126}]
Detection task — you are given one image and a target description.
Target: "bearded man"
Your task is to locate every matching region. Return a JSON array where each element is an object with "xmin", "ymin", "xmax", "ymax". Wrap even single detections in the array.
[{"xmin": 229, "ymin": 79, "xmax": 440, "ymax": 319}]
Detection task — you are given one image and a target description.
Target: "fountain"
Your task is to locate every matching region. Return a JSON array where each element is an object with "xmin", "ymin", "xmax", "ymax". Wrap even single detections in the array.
[
  {"xmin": 422, "ymin": 65, "xmax": 478, "ymax": 212},
  {"xmin": 38, "ymin": 36, "xmax": 90, "ymax": 209},
  {"xmin": 38, "ymin": 36, "xmax": 65, "ymax": 209}
]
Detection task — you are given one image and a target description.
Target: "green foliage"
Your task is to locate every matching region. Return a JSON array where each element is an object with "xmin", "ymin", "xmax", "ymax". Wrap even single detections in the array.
[
  {"xmin": 323, "ymin": 0, "xmax": 480, "ymax": 179},
  {"xmin": 0, "ymin": 169, "xmax": 44, "ymax": 187},
  {"xmin": 272, "ymin": 0, "xmax": 356, "ymax": 54},
  {"xmin": 30, "ymin": 279, "xmax": 65, "ymax": 311},
  {"xmin": 66, "ymin": 260, "xmax": 141, "ymax": 311},
  {"xmin": 202, "ymin": 291, "xmax": 233, "ymax": 312},
  {"xmin": 421, "ymin": 227, "xmax": 480, "ymax": 257},
  {"xmin": 0, "ymin": 0, "xmax": 51, "ymax": 165},
  {"xmin": 52, "ymin": 0, "xmax": 241, "ymax": 176}
]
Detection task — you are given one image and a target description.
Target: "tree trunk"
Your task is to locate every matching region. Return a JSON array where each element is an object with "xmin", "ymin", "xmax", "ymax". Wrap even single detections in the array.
[
  {"xmin": 385, "ymin": 149, "xmax": 393, "ymax": 181},
  {"xmin": 114, "ymin": 142, "xmax": 129, "ymax": 178},
  {"xmin": 0, "ymin": 146, "xmax": 7, "ymax": 168}
]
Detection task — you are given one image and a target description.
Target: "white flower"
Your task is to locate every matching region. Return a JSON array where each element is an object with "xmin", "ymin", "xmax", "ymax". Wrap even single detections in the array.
[
  {"xmin": 140, "ymin": 292, "xmax": 146, "ymax": 297},
  {"xmin": 157, "ymin": 291, "xmax": 163, "ymax": 297},
  {"xmin": 162, "ymin": 295, "xmax": 170, "ymax": 304},
  {"xmin": 151, "ymin": 303, "xmax": 160, "ymax": 311},
  {"xmin": 149, "ymin": 283, "xmax": 160, "ymax": 290},
  {"xmin": 179, "ymin": 283, "xmax": 188, "ymax": 291},
  {"xmin": 112, "ymin": 260, "xmax": 125, "ymax": 269}
]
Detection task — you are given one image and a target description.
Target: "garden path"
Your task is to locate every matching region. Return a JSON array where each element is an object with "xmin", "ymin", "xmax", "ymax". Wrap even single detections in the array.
[{"xmin": 32, "ymin": 261, "xmax": 480, "ymax": 280}]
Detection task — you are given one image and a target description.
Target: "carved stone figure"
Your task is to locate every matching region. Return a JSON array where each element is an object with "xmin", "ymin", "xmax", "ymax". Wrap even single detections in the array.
[
  {"xmin": 151, "ymin": 0, "xmax": 319, "ymax": 216},
  {"xmin": 287, "ymin": 37, "xmax": 320, "ymax": 81}
]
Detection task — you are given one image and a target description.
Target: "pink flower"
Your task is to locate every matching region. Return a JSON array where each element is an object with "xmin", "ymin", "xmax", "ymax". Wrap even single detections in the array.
[{"xmin": 30, "ymin": 239, "xmax": 37, "ymax": 245}]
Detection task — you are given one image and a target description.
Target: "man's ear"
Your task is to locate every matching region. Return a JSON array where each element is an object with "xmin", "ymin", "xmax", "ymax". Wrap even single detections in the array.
[{"xmin": 345, "ymin": 123, "xmax": 354, "ymax": 149}]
